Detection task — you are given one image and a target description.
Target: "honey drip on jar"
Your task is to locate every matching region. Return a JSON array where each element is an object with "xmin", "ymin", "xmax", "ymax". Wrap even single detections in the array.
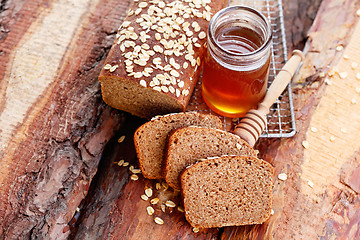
[{"xmin": 202, "ymin": 26, "xmax": 270, "ymax": 118}]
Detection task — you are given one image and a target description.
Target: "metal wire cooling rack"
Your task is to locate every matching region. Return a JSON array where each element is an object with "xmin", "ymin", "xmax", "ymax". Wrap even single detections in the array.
[{"xmin": 187, "ymin": 0, "xmax": 296, "ymax": 138}]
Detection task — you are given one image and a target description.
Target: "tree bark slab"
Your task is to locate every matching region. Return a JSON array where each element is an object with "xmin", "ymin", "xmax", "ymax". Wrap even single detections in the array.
[{"xmin": 0, "ymin": 0, "xmax": 130, "ymax": 238}]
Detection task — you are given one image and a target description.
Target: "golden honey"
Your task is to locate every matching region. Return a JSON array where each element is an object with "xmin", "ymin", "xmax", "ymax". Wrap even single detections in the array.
[{"xmin": 202, "ymin": 6, "xmax": 272, "ymax": 118}]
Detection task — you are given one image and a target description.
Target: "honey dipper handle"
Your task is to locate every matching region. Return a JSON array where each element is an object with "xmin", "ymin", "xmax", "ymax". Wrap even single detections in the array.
[
  {"xmin": 233, "ymin": 50, "xmax": 304, "ymax": 147},
  {"xmin": 258, "ymin": 50, "xmax": 305, "ymax": 114}
]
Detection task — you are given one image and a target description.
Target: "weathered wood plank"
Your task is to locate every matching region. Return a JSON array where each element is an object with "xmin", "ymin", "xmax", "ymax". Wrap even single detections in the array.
[{"xmin": 0, "ymin": 0, "xmax": 130, "ymax": 238}]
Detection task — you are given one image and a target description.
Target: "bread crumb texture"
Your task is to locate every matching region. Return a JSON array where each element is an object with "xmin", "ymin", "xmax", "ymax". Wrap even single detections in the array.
[
  {"xmin": 181, "ymin": 156, "xmax": 274, "ymax": 228},
  {"xmin": 165, "ymin": 127, "xmax": 256, "ymax": 189}
]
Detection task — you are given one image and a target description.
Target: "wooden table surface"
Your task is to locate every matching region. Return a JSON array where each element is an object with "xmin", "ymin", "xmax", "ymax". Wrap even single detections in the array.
[{"xmin": 1, "ymin": 0, "xmax": 360, "ymax": 239}]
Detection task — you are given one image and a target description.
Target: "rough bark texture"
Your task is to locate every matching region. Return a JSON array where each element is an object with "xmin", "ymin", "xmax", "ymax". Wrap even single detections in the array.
[
  {"xmin": 0, "ymin": 0, "xmax": 129, "ymax": 239},
  {"xmin": 283, "ymin": 0, "xmax": 322, "ymax": 52}
]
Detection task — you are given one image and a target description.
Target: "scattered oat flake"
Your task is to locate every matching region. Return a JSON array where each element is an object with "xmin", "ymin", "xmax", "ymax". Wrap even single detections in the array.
[
  {"xmin": 165, "ymin": 200, "xmax": 176, "ymax": 208},
  {"xmin": 339, "ymin": 72, "xmax": 348, "ymax": 79},
  {"xmin": 161, "ymin": 204, "xmax": 166, "ymax": 212},
  {"xmin": 270, "ymin": 209, "xmax": 274, "ymax": 215},
  {"xmin": 156, "ymin": 183, "xmax": 161, "ymax": 190},
  {"xmin": 352, "ymin": 98, "xmax": 357, "ymax": 104},
  {"xmin": 302, "ymin": 140, "xmax": 310, "ymax": 149},
  {"xmin": 103, "ymin": 64, "xmax": 112, "ymax": 70},
  {"xmin": 131, "ymin": 168, "xmax": 141, "ymax": 174},
  {"xmin": 154, "ymin": 217, "xmax": 164, "ymax": 225},
  {"xmin": 123, "ymin": 162, "xmax": 129, "ymax": 167},
  {"xmin": 357, "ymin": 9, "xmax": 360, "ymax": 17},
  {"xmin": 356, "ymin": 73, "xmax": 360, "ymax": 80},
  {"xmin": 117, "ymin": 160, "xmax": 124, "ymax": 166},
  {"xmin": 336, "ymin": 45, "xmax": 343, "ymax": 51},
  {"xmin": 145, "ymin": 188, "xmax": 153, "ymax": 197},
  {"xmin": 141, "ymin": 195, "xmax": 149, "ymax": 201},
  {"xmin": 324, "ymin": 78, "xmax": 332, "ymax": 85},
  {"xmin": 311, "ymin": 127, "xmax": 318, "ymax": 133},
  {"xmin": 193, "ymin": 228, "xmax": 200, "ymax": 233},
  {"xmin": 343, "ymin": 54, "xmax": 350, "ymax": 60},
  {"xmin": 109, "ymin": 65, "xmax": 118, "ymax": 72},
  {"xmin": 147, "ymin": 206, "xmax": 155, "ymax": 215},
  {"xmin": 118, "ymin": 135, "xmax": 126, "ymax": 143},
  {"xmin": 308, "ymin": 180, "xmax": 314, "ymax": 188},
  {"xmin": 352, "ymin": 62, "xmax": 359, "ymax": 69},
  {"xmin": 150, "ymin": 198, "xmax": 159, "ymax": 205},
  {"xmin": 130, "ymin": 174, "xmax": 139, "ymax": 181},
  {"xmin": 356, "ymin": 87, "xmax": 360, "ymax": 93},
  {"xmin": 278, "ymin": 173, "xmax": 287, "ymax": 181},
  {"xmin": 330, "ymin": 136, "xmax": 336, "ymax": 142},
  {"xmin": 341, "ymin": 128, "xmax": 347, "ymax": 133}
]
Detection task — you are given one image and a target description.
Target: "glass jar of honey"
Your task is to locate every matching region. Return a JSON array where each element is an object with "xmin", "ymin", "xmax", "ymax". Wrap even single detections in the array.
[{"xmin": 202, "ymin": 6, "xmax": 272, "ymax": 118}]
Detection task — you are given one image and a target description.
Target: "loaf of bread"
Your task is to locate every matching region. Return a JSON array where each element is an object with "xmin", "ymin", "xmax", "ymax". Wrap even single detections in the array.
[
  {"xmin": 99, "ymin": 0, "xmax": 227, "ymax": 118},
  {"xmin": 134, "ymin": 112, "xmax": 222, "ymax": 179},
  {"xmin": 181, "ymin": 155, "xmax": 274, "ymax": 228},
  {"xmin": 164, "ymin": 127, "xmax": 257, "ymax": 189}
]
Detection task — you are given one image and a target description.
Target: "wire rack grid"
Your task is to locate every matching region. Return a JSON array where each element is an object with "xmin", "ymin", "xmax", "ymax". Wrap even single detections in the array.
[{"xmin": 186, "ymin": 0, "xmax": 296, "ymax": 138}]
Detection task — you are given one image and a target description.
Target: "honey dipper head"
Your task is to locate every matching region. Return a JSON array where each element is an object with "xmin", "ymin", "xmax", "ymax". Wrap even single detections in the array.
[{"xmin": 233, "ymin": 109, "xmax": 266, "ymax": 147}]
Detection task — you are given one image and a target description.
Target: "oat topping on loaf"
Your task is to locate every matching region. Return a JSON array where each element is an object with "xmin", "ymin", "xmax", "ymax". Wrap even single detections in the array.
[
  {"xmin": 99, "ymin": 0, "xmax": 227, "ymax": 118},
  {"xmin": 104, "ymin": 0, "xmax": 214, "ymax": 95}
]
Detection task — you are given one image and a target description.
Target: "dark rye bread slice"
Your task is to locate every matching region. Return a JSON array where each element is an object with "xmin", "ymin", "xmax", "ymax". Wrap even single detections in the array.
[
  {"xmin": 164, "ymin": 127, "xmax": 256, "ymax": 189},
  {"xmin": 181, "ymin": 155, "xmax": 274, "ymax": 228},
  {"xmin": 134, "ymin": 112, "xmax": 222, "ymax": 179}
]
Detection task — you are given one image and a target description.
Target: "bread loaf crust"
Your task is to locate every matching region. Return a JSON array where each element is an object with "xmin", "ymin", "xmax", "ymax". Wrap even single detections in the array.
[{"xmin": 99, "ymin": 0, "xmax": 227, "ymax": 118}]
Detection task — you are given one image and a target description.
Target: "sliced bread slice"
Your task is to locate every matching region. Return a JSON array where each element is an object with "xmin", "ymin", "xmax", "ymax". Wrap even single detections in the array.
[
  {"xmin": 164, "ymin": 127, "xmax": 256, "ymax": 189},
  {"xmin": 134, "ymin": 112, "xmax": 222, "ymax": 179},
  {"xmin": 181, "ymin": 155, "xmax": 274, "ymax": 228}
]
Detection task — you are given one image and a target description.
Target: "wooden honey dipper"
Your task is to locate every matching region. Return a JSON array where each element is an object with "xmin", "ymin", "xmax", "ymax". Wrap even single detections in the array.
[{"xmin": 233, "ymin": 50, "xmax": 305, "ymax": 147}]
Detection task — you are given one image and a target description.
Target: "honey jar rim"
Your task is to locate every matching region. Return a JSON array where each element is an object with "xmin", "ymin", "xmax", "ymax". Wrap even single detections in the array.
[{"xmin": 208, "ymin": 5, "xmax": 273, "ymax": 58}]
